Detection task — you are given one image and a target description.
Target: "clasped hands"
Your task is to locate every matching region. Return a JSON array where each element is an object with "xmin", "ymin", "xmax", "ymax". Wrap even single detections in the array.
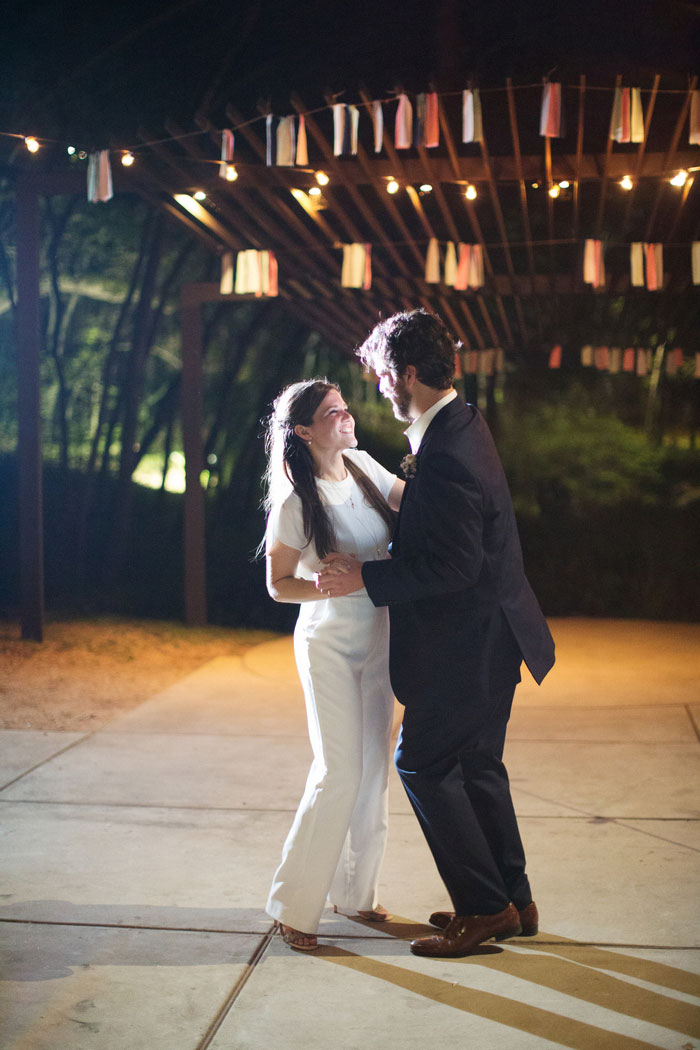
[{"xmin": 314, "ymin": 553, "xmax": 365, "ymax": 598}]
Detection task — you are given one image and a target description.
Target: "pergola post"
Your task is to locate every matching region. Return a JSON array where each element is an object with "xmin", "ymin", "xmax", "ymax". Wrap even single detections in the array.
[
  {"xmin": 180, "ymin": 287, "xmax": 207, "ymax": 625},
  {"xmin": 16, "ymin": 182, "xmax": 44, "ymax": 641}
]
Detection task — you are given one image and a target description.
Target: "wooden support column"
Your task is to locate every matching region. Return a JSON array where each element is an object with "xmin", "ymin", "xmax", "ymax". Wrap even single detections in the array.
[
  {"xmin": 16, "ymin": 182, "xmax": 44, "ymax": 641},
  {"xmin": 180, "ymin": 287, "xmax": 207, "ymax": 625}
]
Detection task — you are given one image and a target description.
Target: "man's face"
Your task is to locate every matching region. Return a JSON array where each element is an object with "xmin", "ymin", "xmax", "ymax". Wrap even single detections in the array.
[{"xmin": 377, "ymin": 368, "xmax": 412, "ymax": 422}]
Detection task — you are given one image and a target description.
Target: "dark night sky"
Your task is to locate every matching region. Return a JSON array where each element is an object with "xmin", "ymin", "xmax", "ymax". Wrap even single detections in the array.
[{"xmin": 2, "ymin": 0, "xmax": 699, "ymax": 151}]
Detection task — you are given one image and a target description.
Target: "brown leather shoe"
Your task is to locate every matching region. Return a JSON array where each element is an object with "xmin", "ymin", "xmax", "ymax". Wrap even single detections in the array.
[
  {"xmin": 429, "ymin": 900, "xmax": 539, "ymax": 938},
  {"xmin": 410, "ymin": 903, "xmax": 522, "ymax": 958}
]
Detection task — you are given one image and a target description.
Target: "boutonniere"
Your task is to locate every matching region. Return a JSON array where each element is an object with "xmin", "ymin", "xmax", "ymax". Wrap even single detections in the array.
[{"xmin": 400, "ymin": 453, "xmax": 418, "ymax": 478}]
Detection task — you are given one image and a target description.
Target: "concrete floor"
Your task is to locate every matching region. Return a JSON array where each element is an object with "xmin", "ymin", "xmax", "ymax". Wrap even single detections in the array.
[{"xmin": 1, "ymin": 617, "xmax": 699, "ymax": 1050}]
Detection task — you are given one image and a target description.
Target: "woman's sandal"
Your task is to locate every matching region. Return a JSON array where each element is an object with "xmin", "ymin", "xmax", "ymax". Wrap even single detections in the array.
[
  {"xmin": 279, "ymin": 924, "xmax": 318, "ymax": 951},
  {"xmin": 334, "ymin": 904, "xmax": 393, "ymax": 922}
]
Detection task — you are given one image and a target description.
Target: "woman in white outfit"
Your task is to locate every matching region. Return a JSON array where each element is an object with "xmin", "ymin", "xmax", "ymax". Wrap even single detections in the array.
[{"xmin": 263, "ymin": 379, "xmax": 404, "ymax": 950}]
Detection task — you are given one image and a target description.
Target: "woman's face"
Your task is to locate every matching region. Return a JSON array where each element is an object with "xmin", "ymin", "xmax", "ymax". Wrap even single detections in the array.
[{"xmin": 298, "ymin": 388, "xmax": 357, "ymax": 452}]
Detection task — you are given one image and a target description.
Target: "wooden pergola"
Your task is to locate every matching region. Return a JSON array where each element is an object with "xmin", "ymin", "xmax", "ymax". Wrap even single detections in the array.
[{"xmin": 14, "ymin": 75, "xmax": 700, "ymax": 638}]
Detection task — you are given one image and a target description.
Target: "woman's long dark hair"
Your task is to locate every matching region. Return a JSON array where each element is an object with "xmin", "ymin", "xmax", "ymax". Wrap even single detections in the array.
[{"xmin": 262, "ymin": 379, "xmax": 395, "ymax": 559}]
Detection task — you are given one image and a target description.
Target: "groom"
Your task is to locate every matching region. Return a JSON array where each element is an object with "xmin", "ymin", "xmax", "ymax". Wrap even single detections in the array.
[{"xmin": 317, "ymin": 309, "xmax": 555, "ymax": 958}]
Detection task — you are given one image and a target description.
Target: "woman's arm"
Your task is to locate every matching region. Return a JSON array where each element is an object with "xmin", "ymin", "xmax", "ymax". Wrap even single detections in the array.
[
  {"xmin": 266, "ymin": 540, "xmax": 327, "ymax": 603},
  {"xmin": 388, "ymin": 477, "xmax": 405, "ymax": 511}
]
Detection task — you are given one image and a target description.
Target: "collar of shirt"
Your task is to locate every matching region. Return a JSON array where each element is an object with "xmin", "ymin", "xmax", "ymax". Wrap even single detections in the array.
[{"xmin": 404, "ymin": 389, "xmax": 458, "ymax": 453}]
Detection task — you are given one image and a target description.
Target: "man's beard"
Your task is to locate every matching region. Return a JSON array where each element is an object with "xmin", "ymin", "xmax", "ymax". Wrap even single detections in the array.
[{"xmin": 391, "ymin": 378, "xmax": 412, "ymax": 421}]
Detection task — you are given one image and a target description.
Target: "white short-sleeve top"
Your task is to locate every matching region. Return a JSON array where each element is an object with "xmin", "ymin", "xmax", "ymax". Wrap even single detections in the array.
[{"xmin": 266, "ymin": 449, "xmax": 397, "ymax": 583}]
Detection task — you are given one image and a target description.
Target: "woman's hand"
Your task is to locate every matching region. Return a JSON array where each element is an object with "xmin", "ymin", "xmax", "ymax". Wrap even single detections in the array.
[{"xmin": 314, "ymin": 553, "xmax": 364, "ymax": 597}]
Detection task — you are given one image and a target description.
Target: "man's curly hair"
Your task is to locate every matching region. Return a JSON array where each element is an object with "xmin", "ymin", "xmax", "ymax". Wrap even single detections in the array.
[{"xmin": 356, "ymin": 309, "xmax": 459, "ymax": 390}]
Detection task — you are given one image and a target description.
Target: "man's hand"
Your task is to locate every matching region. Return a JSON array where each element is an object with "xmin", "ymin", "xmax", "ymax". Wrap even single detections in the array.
[{"xmin": 315, "ymin": 553, "xmax": 365, "ymax": 597}]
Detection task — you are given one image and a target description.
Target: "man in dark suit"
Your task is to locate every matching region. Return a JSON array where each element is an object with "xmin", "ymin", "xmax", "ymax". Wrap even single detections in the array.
[{"xmin": 316, "ymin": 309, "xmax": 555, "ymax": 958}]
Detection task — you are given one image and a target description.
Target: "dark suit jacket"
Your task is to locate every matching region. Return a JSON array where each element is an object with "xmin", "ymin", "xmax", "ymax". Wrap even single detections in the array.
[{"xmin": 362, "ymin": 399, "xmax": 555, "ymax": 709}]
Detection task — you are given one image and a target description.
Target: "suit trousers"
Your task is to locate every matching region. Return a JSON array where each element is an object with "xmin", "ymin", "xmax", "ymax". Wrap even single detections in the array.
[
  {"xmin": 395, "ymin": 678, "xmax": 531, "ymax": 916},
  {"xmin": 266, "ymin": 595, "xmax": 395, "ymax": 934}
]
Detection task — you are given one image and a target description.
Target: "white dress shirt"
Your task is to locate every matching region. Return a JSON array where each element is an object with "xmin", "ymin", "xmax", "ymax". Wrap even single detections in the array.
[{"xmin": 404, "ymin": 388, "xmax": 458, "ymax": 453}]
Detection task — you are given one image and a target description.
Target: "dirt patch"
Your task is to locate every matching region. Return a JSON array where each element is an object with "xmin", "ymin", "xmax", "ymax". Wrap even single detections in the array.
[{"xmin": 0, "ymin": 617, "xmax": 279, "ymax": 732}]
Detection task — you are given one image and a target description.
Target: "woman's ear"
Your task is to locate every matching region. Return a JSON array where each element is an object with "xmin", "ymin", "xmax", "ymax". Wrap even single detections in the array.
[{"xmin": 294, "ymin": 424, "xmax": 310, "ymax": 442}]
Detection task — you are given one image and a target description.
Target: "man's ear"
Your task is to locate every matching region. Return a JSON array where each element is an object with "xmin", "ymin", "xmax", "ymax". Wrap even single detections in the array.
[{"xmin": 404, "ymin": 364, "xmax": 418, "ymax": 387}]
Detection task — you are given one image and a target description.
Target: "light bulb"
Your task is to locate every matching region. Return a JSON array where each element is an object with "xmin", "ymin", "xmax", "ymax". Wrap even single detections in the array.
[
  {"xmin": 387, "ymin": 179, "xmax": 399, "ymax": 194},
  {"xmin": 121, "ymin": 151, "xmax": 135, "ymax": 167},
  {"xmin": 308, "ymin": 185, "xmax": 322, "ymax": 196},
  {"xmin": 620, "ymin": 175, "xmax": 633, "ymax": 191},
  {"xmin": 670, "ymin": 170, "xmax": 688, "ymax": 187},
  {"xmin": 548, "ymin": 184, "xmax": 560, "ymax": 198},
  {"xmin": 25, "ymin": 136, "xmax": 40, "ymax": 153},
  {"xmin": 315, "ymin": 171, "xmax": 329, "ymax": 186},
  {"xmin": 558, "ymin": 180, "xmax": 570, "ymax": 189},
  {"xmin": 465, "ymin": 184, "xmax": 477, "ymax": 200},
  {"xmin": 225, "ymin": 164, "xmax": 238, "ymax": 181},
  {"xmin": 420, "ymin": 183, "xmax": 433, "ymax": 193},
  {"xmin": 193, "ymin": 191, "xmax": 206, "ymax": 201}
]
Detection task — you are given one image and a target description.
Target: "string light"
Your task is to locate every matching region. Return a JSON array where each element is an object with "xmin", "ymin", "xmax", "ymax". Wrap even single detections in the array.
[
  {"xmin": 193, "ymin": 190, "xmax": 206, "ymax": 201},
  {"xmin": 420, "ymin": 183, "xmax": 433, "ymax": 193},
  {"xmin": 558, "ymin": 180, "xmax": 570, "ymax": 189},
  {"xmin": 387, "ymin": 178, "xmax": 399, "ymax": 195},
  {"xmin": 121, "ymin": 151, "xmax": 135, "ymax": 167},
  {"xmin": 620, "ymin": 175, "xmax": 634, "ymax": 190},
  {"xmin": 670, "ymin": 169, "xmax": 688, "ymax": 187},
  {"xmin": 465, "ymin": 184, "xmax": 477, "ymax": 200},
  {"xmin": 308, "ymin": 185, "xmax": 322, "ymax": 196},
  {"xmin": 315, "ymin": 171, "xmax": 329, "ymax": 186},
  {"xmin": 66, "ymin": 146, "xmax": 76, "ymax": 156},
  {"xmin": 225, "ymin": 164, "xmax": 238, "ymax": 181},
  {"xmin": 24, "ymin": 136, "xmax": 40, "ymax": 153},
  {"xmin": 548, "ymin": 184, "xmax": 560, "ymax": 198}
]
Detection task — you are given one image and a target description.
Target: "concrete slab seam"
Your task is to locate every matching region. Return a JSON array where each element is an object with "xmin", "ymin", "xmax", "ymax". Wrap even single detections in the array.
[
  {"xmin": 193, "ymin": 923, "xmax": 277, "ymax": 1050},
  {"xmin": 0, "ymin": 732, "xmax": 93, "ymax": 793}
]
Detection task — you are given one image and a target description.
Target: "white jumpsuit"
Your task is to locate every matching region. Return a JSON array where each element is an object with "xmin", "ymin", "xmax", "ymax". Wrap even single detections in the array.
[{"xmin": 265, "ymin": 449, "xmax": 397, "ymax": 934}]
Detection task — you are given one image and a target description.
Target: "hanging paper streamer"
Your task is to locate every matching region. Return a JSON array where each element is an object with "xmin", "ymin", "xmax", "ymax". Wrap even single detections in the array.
[
  {"xmin": 630, "ymin": 88, "xmax": 644, "ymax": 142},
  {"xmin": 630, "ymin": 242, "xmax": 644, "ymax": 286},
  {"xmin": 692, "ymin": 242, "xmax": 700, "ymax": 285},
  {"xmin": 395, "ymin": 94, "xmax": 413, "ymax": 149},
  {"xmin": 623, "ymin": 348, "xmax": 636, "ymax": 372},
  {"xmin": 636, "ymin": 349, "xmax": 648, "ymax": 376},
  {"xmin": 595, "ymin": 346, "xmax": 609, "ymax": 370},
  {"xmin": 609, "ymin": 347, "xmax": 622, "ymax": 374},
  {"xmin": 371, "ymin": 100, "xmax": 383, "ymax": 153},
  {"xmin": 479, "ymin": 349, "xmax": 495, "ymax": 376},
  {"xmin": 443, "ymin": 241, "xmax": 457, "ymax": 286},
  {"xmin": 495, "ymin": 349, "xmax": 505, "ymax": 373},
  {"xmin": 690, "ymin": 91, "xmax": 700, "ymax": 145},
  {"xmin": 611, "ymin": 87, "xmax": 644, "ymax": 142},
  {"xmin": 580, "ymin": 345, "xmax": 593, "ymax": 366},
  {"xmin": 583, "ymin": 240, "xmax": 605, "ymax": 288},
  {"xmin": 548, "ymin": 344, "xmax": 562, "ymax": 368},
  {"xmin": 425, "ymin": 237, "xmax": 440, "ymax": 283},
  {"xmin": 454, "ymin": 243, "xmax": 470, "ymax": 290},
  {"xmin": 468, "ymin": 244, "xmax": 484, "ymax": 288},
  {"xmin": 220, "ymin": 251, "xmax": 234, "ymax": 294},
  {"xmin": 333, "ymin": 105, "xmax": 359, "ymax": 156},
  {"xmin": 695, "ymin": 353, "xmax": 700, "ymax": 379},
  {"xmin": 425, "ymin": 92, "xmax": 439, "ymax": 147},
  {"xmin": 265, "ymin": 115, "xmax": 275, "ymax": 166},
  {"xmin": 414, "ymin": 94, "xmax": 426, "ymax": 148},
  {"xmin": 453, "ymin": 350, "xmax": 463, "ymax": 379},
  {"xmin": 87, "ymin": 150, "xmax": 113, "ymax": 203},
  {"xmin": 465, "ymin": 350, "xmax": 478, "ymax": 374},
  {"xmin": 276, "ymin": 116, "xmax": 296, "ymax": 167},
  {"xmin": 540, "ymin": 82, "xmax": 562, "ymax": 138},
  {"xmin": 296, "ymin": 114, "xmax": 308, "ymax": 166},
  {"xmin": 341, "ymin": 244, "xmax": 372, "ymax": 289},
  {"xmin": 347, "ymin": 105, "xmax": 360, "ymax": 155},
  {"xmin": 332, "ymin": 104, "xmax": 345, "ymax": 156},
  {"xmin": 645, "ymin": 243, "xmax": 663, "ymax": 290},
  {"xmin": 234, "ymin": 250, "xmax": 278, "ymax": 296},
  {"xmin": 462, "ymin": 89, "xmax": 483, "ymax": 143},
  {"xmin": 219, "ymin": 130, "xmax": 234, "ymax": 178}
]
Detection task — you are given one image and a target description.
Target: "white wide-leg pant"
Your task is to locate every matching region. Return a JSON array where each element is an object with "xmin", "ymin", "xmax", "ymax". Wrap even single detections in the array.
[{"xmin": 266, "ymin": 595, "xmax": 395, "ymax": 934}]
